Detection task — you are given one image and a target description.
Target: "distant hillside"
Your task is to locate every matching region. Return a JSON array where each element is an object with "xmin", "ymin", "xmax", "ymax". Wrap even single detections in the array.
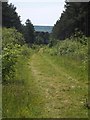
[{"xmin": 34, "ymin": 26, "xmax": 53, "ymax": 33}]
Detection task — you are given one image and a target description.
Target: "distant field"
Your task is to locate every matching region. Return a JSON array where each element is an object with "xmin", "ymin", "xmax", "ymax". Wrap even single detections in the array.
[{"xmin": 34, "ymin": 26, "xmax": 53, "ymax": 33}]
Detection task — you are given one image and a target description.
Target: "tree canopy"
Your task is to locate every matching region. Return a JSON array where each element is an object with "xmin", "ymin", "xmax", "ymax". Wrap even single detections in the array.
[
  {"xmin": 2, "ymin": 2, "xmax": 36, "ymax": 45},
  {"xmin": 52, "ymin": 2, "xmax": 89, "ymax": 40},
  {"xmin": 23, "ymin": 19, "xmax": 35, "ymax": 44},
  {"xmin": 2, "ymin": 2, "xmax": 22, "ymax": 32}
]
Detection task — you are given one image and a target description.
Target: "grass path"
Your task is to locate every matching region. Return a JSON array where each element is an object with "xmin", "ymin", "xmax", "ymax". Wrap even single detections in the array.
[
  {"xmin": 29, "ymin": 51, "xmax": 88, "ymax": 118},
  {"xmin": 3, "ymin": 50, "xmax": 88, "ymax": 118}
]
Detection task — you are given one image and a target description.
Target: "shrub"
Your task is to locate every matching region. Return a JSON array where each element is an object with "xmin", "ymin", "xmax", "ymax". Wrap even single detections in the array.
[
  {"xmin": 2, "ymin": 43, "xmax": 22, "ymax": 82},
  {"xmin": 2, "ymin": 27, "xmax": 25, "ymax": 48},
  {"xmin": 2, "ymin": 28, "xmax": 30, "ymax": 83}
]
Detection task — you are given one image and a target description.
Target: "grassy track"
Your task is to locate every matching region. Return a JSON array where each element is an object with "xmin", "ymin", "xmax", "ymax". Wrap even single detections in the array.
[
  {"xmin": 3, "ymin": 50, "xmax": 88, "ymax": 118},
  {"xmin": 30, "ymin": 51, "xmax": 88, "ymax": 118}
]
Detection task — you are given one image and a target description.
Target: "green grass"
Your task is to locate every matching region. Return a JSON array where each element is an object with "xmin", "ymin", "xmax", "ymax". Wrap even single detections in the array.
[
  {"xmin": 30, "ymin": 52, "xmax": 88, "ymax": 118},
  {"xmin": 3, "ymin": 55, "xmax": 44, "ymax": 118},
  {"xmin": 3, "ymin": 46, "xmax": 88, "ymax": 118}
]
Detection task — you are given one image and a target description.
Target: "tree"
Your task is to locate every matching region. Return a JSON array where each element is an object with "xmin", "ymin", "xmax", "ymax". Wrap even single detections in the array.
[
  {"xmin": 23, "ymin": 19, "xmax": 35, "ymax": 44},
  {"xmin": 2, "ymin": 2, "xmax": 22, "ymax": 32},
  {"xmin": 35, "ymin": 31, "xmax": 50, "ymax": 45},
  {"xmin": 52, "ymin": 2, "xmax": 89, "ymax": 40}
]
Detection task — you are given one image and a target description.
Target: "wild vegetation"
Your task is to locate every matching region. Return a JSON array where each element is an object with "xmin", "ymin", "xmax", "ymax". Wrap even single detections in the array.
[{"xmin": 1, "ymin": 1, "xmax": 89, "ymax": 118}]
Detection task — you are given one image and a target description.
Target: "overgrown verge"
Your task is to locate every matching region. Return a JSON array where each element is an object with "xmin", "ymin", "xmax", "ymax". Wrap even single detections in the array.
[
  {"xmin": 3, "ymin": 54, "xmax": 44, "ymax": 118},
  {"xmin": 2, "ymin": 28, "xmax": 31, "ymax": 83},
  {"xmin": 44, "ymin": 34, "xmax": 88, "ymax": 70},
  {"xmin": 43, "ymin": 34, "xmax": 88, "ymax": 87},
  {"xmin": 2, "ymin": 28, "xmax": 44, "ymax": 118}
]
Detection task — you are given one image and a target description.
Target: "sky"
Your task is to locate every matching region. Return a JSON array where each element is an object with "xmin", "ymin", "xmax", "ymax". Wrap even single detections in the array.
[{"xmin": 8, "ymin": 0, "xmax": 65, "ymax": 26}]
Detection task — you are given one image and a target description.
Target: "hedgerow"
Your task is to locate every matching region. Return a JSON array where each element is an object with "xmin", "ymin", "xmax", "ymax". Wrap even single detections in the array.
[{"xmin": 2, "ymin": 28, "xmax": 30, "ymax": 83}]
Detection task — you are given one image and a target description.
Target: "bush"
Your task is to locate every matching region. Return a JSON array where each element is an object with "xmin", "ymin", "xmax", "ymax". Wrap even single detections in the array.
[
  {"xmin": 45, "ymin": 36, "xmax": 88, "ymax": 70},
  {"xmin": 2, "ymin": 27, "xmax": 25, "ymax": 48},
  {"xmin": 2, "ymin": 28, "xmax": 30, "ymax": 83},
  {"xmin": 2, "ymin": 43, "xmax": 22, "ymax": 82}
]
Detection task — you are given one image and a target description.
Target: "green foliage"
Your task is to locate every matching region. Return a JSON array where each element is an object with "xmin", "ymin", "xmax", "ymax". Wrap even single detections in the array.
[
  {"xmin": 2, "ymin": 28, "xmax": 25, "ymax": 48},
  {"xmin": 2, "ymin": 43, "xmax": 21, "ymax": 82},
  {"xmin": 73, "ymin": 30, "xmax": 88, "ymax": 45},
  {"xmin": 23, "ymin": 19, "xmax": 35, "ymax": 44},
  {"xmin": 2, "ymin": 2, "xmax": 22, "ymax": 32},
  {"xmin": 35, "ymin": 35, "xmax": 44, "ymax": 44},
  {"xmin": 35, "ymin": 32, "xmax": 49, "ymax": 45},
  {"xmin": 49, "ymin": 38, "xmax": 58, "ymax": 47},
  {"xmin": 2, "ymin": 30, "xmax": 88, "ymax": 117},
  {"xmin": 45, "ymin": 36, "xmax": 88, "ymax": 70},
  {"xmin": 52, "ymin": 2, "xmax": 89, "ymax": 40},
  {"xmin": 20, "ymin": 44, "xmax": 31, "ymax": 57},
  {"xmin": 2, "ymin": 28, "xmax": 30, "ymax": 83},
  {"xmin": 3, "ymin": 54, "xmax": 44, "ymax": 118}
]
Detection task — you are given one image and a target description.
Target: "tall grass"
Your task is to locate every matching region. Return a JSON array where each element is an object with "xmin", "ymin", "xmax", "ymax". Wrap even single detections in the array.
[
  {"xmin": 43, "ymin": 36, "xmax": 88, "ymax": 89},
  {"xmin": 3, "ymin": 52, "xmax": 44, "ymax": 118},
  {"xmin": 44, "ymin": 36, "xmax": 88, "ymax": 70},
  {"xmin": 2, "ymin": 28, "xmax": 44, "ymax": 118}
]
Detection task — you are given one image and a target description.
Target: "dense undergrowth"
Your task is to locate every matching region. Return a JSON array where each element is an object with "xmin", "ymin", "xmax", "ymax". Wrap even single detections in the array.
[
  {"xmin": 2, "ymin": 28, "xmax": 31, "ymax": 83},
  {"xmin": 2, "ymin": 28, "xmax": 43, "ymax": 118},
  {"xmin": 2, "ymin": 28, "xmax": 88, "ymax": 84},
  {"xmin": 44, "ymin": 35, "xmax": 88, "ymax": 71}
]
